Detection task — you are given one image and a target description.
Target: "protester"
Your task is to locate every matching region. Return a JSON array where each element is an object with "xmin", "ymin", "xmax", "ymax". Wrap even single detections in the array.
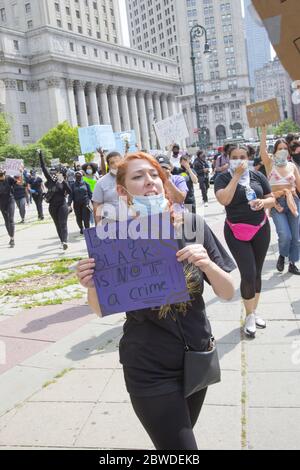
[
  {"xmin": 82, "ymin": 163, "xmax": 99, "ymax": 193},
  {"xmin": 291, "ymin": 141, "xmax": 300, "ymax": 173},
  {"xmin": 27, "ymin": 170, "xmax": 45, "ymax": 220},
  {"xmin": 65, "ymin": 164, "xmax": 75, "ymax": 185},
  {"xmin": 92, "ymin": 152, "xmax": 123, "ymax": 223},
  {"xmin": 172, "ymin": 155, "xmax": 198, "ymax": 214},
  {"xmin": 170, "ymin": 143, "xmax": 182, "ymax": 169},
  {"xmin": 0, "ymin": 167, "xmax": 17, "ymax": 247},
  {"xmin": 68, "ymin": 171, "xmax": 93, "ymax": 234},
  {"xmin": 215, "ymin": 145, "xmax": 276, "ymax": 338},
  {"xmin": 260, "ymin": 126, "xmax": 300, "ymax": 275},
  {"xmin": 39, "ymin": 151, "xmax": 72, "ymax": 250},
  {"xmin": 155, "ymin": 155, "xmax": 188, "ymax": 212},
  {"xmin": 77, "ymin": 152, "xmax": 236, "ymax": 450},
  {"xmin": 214, "ymin": 144, "xmax": 232, "ymax": 178},
  {"xmin": 193, "ymin": 150, "xmax": 210, "ymax": 207},
  {"xmin": 13, "ymin": 174, "xmax": 29, "ymax": 224},
  {"xmin": 286, "ymin": 133, "xmax": 299, "ymax": 148}
]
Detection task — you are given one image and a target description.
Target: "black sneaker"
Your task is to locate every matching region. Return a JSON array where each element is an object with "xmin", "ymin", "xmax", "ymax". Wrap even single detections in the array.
[
  {"xmin": 80, "ymin": 229, "xmax": 83, "ymax": 235},
  {"xmin": 9, "ymin": 238, "xmax": 15, "ymax": 248},
  {"xmin": 276, "ymin": 255, "xmax": 285, "ymax": 272},
  {"xmin": 62, "ymin": 243, "xmax": 68, "ymax": 251},
  {"xmin": 288, "ymin": 263, "xmax": 300, "ymax": 275}
]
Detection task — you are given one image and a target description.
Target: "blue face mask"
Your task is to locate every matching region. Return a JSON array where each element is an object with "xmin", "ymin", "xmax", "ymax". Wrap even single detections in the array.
[{"xmin": 132, "ymin": 194, "xmax": 168, "ymax": 216}]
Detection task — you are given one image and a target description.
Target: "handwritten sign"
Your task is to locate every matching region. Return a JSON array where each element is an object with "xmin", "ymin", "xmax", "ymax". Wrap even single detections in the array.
[
  {"xmin": 51, "ymin": 159, "xmax": 60, "ymax": 167},
  {"xmin": 78, "ymin": 125, "xmax": 116, "ymax": 154},
  {"xmin": 4, "ymin": 159, "xmax": 24, "ymax": 177},
  {"xmin": 114, "ymin": 130, "xmax": 137, "ymax": 154},
  {"xmin": 84, "ymin": 218, "xmax": 190, "ymax": 316},
  {"xmin": 252, "ymin": 0, "xmax": 300, "ymax": 81},
  {"xmin": 246, "ymin": 98, "xmax": 280, "ymax": 128},
  {"xmin": 153, "ymin": 113, "xmax": 189, "ymax": 150}
]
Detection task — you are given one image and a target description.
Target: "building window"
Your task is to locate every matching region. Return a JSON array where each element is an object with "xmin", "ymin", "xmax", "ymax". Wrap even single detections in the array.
[
  {"xmin": 82, "ymin": 46, "xmax": 87, "ymax": 55},
  {"xmin": 27, "ymin": 20, "xmax": 33, "ymax": 29},
  {"xmin": 69, "ymin": 42, "xmax": 74, "ymax": 51},
  {"xmin": 17, "ymin": 80, "xmax": 24, "ymax": 91},
  {"xmin": 23, "ymin": 125, "xmax": 30, "ymax": 137},
  {"xmin": 0, "ymin": 8, "xmax": 6, "ymax": 22},
  {"xmin": 13, "ymin": 40, "xmax": 19, "ymax": 51},
  {"xmin": 20, "ymin": 102, "xmax": 27, "ymax": 114},
  {"xmin": 25, "ymin": 3, "xmax": 31, "ymax": 14}
]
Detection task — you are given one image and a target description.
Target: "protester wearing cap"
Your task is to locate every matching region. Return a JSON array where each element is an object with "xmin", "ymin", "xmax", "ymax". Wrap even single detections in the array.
[
  {"xmin": 92, "ymin": 151, "xmax": 123, "ymax": 223},
  {"xmin": 156, "ymin": 155, "xmax": 188, "ymax": 212}
]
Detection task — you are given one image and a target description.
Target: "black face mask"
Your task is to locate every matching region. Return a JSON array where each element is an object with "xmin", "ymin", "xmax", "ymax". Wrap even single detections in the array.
[{"xmin": 292, "ymin": 154, "xmax": 300, "ymax": 163}]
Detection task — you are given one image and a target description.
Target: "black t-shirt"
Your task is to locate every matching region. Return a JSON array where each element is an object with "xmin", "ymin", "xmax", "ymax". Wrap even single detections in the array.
[
  {"xmin": 28, "ymin": 176, "xmax": 43, "ymax": 194},
  {"xmin": 214, "ymin": 170, "xmax": 271, "ymax": 225},
  {"xmin": 0, "ymin": 176, "xmax": 15, "ymax": 206},
  {"xmin": 119, "ymin": 218, "xmax": 236, "ymax": 397},
  {"xmin": 172, "ymin": 167, "xmax": 196, "ymax": 204}
]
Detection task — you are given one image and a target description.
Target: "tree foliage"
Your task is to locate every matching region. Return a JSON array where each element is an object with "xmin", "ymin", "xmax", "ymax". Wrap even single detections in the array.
[
  {"xmin": 0, "ymin": 113, "xmax": 10, "ymax": 147},
  {"xmin": 274, "ymin": 119, "xmax": 300, "ymax": 136},
  {"xmin": 38, "ymin": 121, "xmax": 81, "ymax": 164}
]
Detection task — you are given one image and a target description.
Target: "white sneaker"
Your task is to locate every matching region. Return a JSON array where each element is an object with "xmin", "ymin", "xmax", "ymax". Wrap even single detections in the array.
[
  {"xmin": 244, "ymin": 313, "xmax": 256, "ymax": 338},
  {"xmin": 255, "ymin": 315, "xmax": 266, "ymax": 329},
  {"xmin": 204, "ymin": 203, "xmax": 209, "ymax": 207}
]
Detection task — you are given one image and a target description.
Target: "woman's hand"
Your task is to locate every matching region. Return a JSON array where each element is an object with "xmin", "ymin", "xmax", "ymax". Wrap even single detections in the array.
[
  {"xmin": 76, "ymin": 258, "xmax": 96, "ymax": 288},
  {"xmin": 177, "ymin": 245, "xmax": 213, "ymax": 273},
  {"xmin": 250, "ymin": 199, "xmax": 265, "ymax": 211},
  {"xmin": 234, "ymin": 161, "xmax": 248, "ymax": 178}
]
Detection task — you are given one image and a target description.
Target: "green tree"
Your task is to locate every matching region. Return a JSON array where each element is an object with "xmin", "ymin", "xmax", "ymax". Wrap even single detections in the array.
[
  {"xmin": 21, "ymin": 144, "xmax": 52, "ymax": 168},
  {"xmin": 0, "ymin": 144, "xmax": 23, "ymax": 163},
  {"xmin": 38, "ymin": 121, "xmax": 81, "ymax": 164},
  {"xmin": 0, "ymin": 113, "xmax": 10, "ymax": 147},
  {"xmin": 274, "ymin": 119, "xmax": 300, "ymax": 136}
]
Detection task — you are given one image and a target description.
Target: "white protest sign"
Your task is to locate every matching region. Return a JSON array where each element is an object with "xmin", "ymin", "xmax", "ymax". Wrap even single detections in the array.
[
  {"xmin": 78, "ymin": 155, "xmax": 86, "ymax": 165},
  {"xmin": 78, "ymin": 125, "xmax": 116, "ymax": 154},
  {"xmin": 51, "ymin": 159, "xmax": 60, "ymax": 167},
  {"xmin": 153, "ymin": 113, "xmax": 189, "ymax": 150},
  {"xmin": 4, "ymin": 159, "xmax": 24, "ymax": 176}
]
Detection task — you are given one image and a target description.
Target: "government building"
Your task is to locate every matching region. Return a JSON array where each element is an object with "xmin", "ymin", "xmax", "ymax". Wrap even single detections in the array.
[{"xmin": 0, "ymin": 0, "xmax": 180, "ymax": 149}]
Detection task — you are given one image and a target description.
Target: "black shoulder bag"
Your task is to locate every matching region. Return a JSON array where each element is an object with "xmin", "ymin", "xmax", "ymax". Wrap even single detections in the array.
[{"xmin": 175, "ymin": 310, "xmax": 221, "ymax": 398}]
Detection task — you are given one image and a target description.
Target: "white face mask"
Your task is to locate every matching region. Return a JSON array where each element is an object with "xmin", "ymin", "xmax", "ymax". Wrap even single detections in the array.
[
  {"xmin": 274, "ymin": 149, "xmax": 289, "ymax": 167},
  {"xmin": 86, "ymin": 169, "xmax": 93, "ymax": 175},
  {"xmin": 230, "ymin": 159, "xmax": 245, "ymax": 172},
  {"xmin": 110, "ymin": 168, "xmax": 118, "ymax": 176}
]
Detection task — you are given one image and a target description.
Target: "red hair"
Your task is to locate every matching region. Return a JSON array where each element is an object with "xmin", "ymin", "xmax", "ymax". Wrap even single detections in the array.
[{"xmin": 116, "ymin": 152, "xmax": 168, "ymax": 189}]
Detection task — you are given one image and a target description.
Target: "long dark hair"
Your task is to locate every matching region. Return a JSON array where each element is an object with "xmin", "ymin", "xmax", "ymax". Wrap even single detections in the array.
[{"xmin": 228, "ymin": 145, "xmax": 250, "ymax": 158}]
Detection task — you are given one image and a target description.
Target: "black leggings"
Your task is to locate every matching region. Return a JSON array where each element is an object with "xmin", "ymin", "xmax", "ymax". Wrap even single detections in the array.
[
  {"xmin": 130, "ymin": 388, "xmax": 207, "ymax": 450},
  {"xmin": 49, "ymin": 203, "xmax": 69, "ymax": 243},
  {"xmin": 0, "ymin": 199, "xmax": 15, "ymax": 238},
  {"xmin": 224, "ymin": 221, "xmax": 271, "ymax": 300},
  {"xmin": 74, "ymin": 202, "xmax": 90, "ymax": 231}
]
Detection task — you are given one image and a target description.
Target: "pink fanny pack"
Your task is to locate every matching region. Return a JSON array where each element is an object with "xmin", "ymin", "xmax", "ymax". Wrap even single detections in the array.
[{"xmin": 226, "ymin": 214, "xmax": 268, "ymax": 241}]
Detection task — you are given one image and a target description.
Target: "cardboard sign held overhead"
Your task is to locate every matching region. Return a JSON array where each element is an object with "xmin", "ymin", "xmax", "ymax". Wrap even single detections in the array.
[
  {"xmin": 252, "ymin": 0, "xmax": 300, "ymax": 81},
  {"xmin": 246, "ymin": 98, "xmax": 280, "ymax": 128},
  {"xmin": 153, "ymin": 113, "xmax": 189, "ymax": 150},
  {"xmin": 4, "ymin": 159, "xmax": 24, "ymax": 177},
  {"xmin": 78, "ymin": 125, "xmax": 116, "ymax": 154}
]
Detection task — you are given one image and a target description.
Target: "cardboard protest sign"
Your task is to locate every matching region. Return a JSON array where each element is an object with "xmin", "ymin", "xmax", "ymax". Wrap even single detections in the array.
[
  {"xmin": 78, "ymin": 125, "xmax": 116, "ymax": 154},
  {"xmin": 78, "ymin": 155, "xmax": 86, "ymax": 165},
  {"xmin": 246, "ymin": 98, "xmax": 280, "ymax": 128},
  {"xmin": 84, "ymin": 217, "xmax": 190, "ymax": 316},
  {"xmin": 4, "ymin": 159, "xmax": 24, "ymax": 176},
  {"xmin": 252, "ymin": 0, "xmax": 300, "ymax": 81},
  {"xmin": 153, "ymin": 113, "xmax": 189, "ymax": 150},
  {"xmin": 114, "ymin": 130, "xmax": 137, "ymax": 155}
]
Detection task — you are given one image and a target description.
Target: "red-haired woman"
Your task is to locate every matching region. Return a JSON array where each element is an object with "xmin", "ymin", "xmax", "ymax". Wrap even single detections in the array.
[{"xmin": 76, "ymin": 152, "xmax": 236, "ymax": 450}]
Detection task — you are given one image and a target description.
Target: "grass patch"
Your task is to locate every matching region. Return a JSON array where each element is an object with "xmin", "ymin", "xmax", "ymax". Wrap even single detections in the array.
[
  {"xmin": 0, "ymin": 270, "xmax": 45, "ymax": 285},
  {"xmin": 42, "ymin": 368, "xmax": 74, "ymax": 388},
  {"xmin": 22, "ymin": 293, "xmax": 83, "ymax": 309},
  {"xmin": 7, "ymin": 277, "xmax": 78, "ymax": 297}
]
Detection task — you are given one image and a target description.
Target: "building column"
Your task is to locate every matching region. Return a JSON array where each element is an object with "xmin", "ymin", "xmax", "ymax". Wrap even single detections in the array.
[
  {"xmin": 153, "ymin": 92, "xmax": 162, "ymax": 122},
  {"xmin": 137, "ymin": 89, "xmax": 150, "ymax": 150},
  {"xmin": 128, "ymin": 88, "xmax": 141, "ymax": 148},
  {"xmin": 66, "ymin": 79, "xmax": 78, "ymax": 127},
  {"xmin": 3, "ymin": 79, "xmax": 23, "ymax": 144},
  {"xmin": 87, "ymin": 82, "xmax": 100, "ymax": 125},
  {"xmin": 98, "ymin": 84, "xmax": 110, "ymax": 125},
  {"xmin": 75, "ymin": 80, "xmax": 88, "ymax": 127},
  {"xmin": 161, "ymin": 93, "xmax": 169, "ymax": 120},
  {"xmin": 119, "ymin": 87, "xmax": 131, "ymax": 131},
  {"xmin": 145, "ymin": 91, "xmax": 156, "ymax": 149},
  {"xmin": 108, "ymin": 86, "xmax": 121, "ymax": 132},
  {"xmin": 225, "ymin": 104, "xmax": 232, "ymax": 138},
  {"xmin": 167, "ymin": 94, "xmax": 177, "ymax": 116}
]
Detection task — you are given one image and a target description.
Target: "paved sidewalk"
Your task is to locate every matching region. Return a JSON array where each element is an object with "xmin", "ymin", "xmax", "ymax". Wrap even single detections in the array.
[{"xmin": 0, "ymin": 191, "xmax": 299, "ymax": 450}]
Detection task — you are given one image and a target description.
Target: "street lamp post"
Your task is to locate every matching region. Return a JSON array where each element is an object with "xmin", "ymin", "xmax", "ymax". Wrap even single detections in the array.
[{"xmin": 190, "ymin": 24, "xmax": 210, "ymax": 149}]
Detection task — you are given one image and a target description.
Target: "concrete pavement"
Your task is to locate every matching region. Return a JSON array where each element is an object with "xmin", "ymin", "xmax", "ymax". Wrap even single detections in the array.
[{"xmin": 0, "ymin": 189, "xmax": 299, "ymax": 450}]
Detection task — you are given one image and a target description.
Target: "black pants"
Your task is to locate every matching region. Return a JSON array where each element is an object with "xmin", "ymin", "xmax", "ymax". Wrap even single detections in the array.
[
  {"xmin": 199, "ymin": 177, "xmax": 209, "ymax": 203},
  {"xmin": 130, "ymin": 388, "xmax": 207, "ymax": 450},
  {"xmin": 74, "ymin": 202, "xmax": 90, "ymax": 231},
  {"xmin": 224, "ymin": 221, "xmax": 271, "ymax": 300},
  {"xmin": 32, "ymin": 193, "xmax": 44, "ymax": 219},
  {"xmin": 0, "ymin": 199, "xmax": 15, "ymax": 238},
  {"xmin": 15, "ymin": 197, "xmax": 26, "ymax": 221},
  {"xmin": 49, "ymin": 203, "xmax": 69, "ymax": 243}
]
